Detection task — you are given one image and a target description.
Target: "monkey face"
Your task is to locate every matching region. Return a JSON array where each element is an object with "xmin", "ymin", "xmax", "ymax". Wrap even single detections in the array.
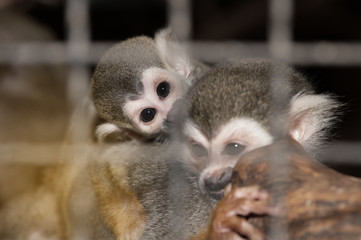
[
  {"xmin": 184, "ymin": 118, "xmax": 273, "ymax": 200},
  {"xmin": 124, "ymin": 67, "xmax": 188, "ymax": 136},
  {"xmin": 183, "ymin": 58, "xmax": 339, "ymax": 200}
]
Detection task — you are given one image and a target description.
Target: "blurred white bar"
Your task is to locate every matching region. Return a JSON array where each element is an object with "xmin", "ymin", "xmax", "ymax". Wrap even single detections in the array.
[
  {"xmin": 320, "ymin": 141, "xmax": 361, "ymax": 164},
  {"xmin": 167, "ymin": 0, "xmax": 192, "ymax": 40},
  {"xmin": 292, "ymin": 42, "xmax": 361, "ymax": 66},
  {"xmin": 0, "ymin": 141, "xmax": 359, "ymax": 165},
  {"xmin": 65, "ymin": 0, "xmax": 91, "ymax": 110},
  {"xmin": 0, "ymin": 143, "xmax": 93, "ymax": 165},
  {"xmin": 188, "ymin": 41, "xmax": 268, "ymax": 62},
  {"xmin": 268, "ymin": 0, "xmax": 294, "ymax": 61},
  {"xmin": 66, "ymin": 0, "xmax": 91, "ymax": 59},
  {"xmin": 3, "ymin": 42, "xmax": 361, "ymax": 65},
  {"xmin": 0, "ymin": 42, "xmax": 67, "ymax": 64},
  {"xmin": 268, "ymin": 0, "xmax": 294, "ymax": 238}
]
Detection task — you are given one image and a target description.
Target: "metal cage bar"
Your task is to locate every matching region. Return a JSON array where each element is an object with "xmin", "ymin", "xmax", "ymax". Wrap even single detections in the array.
[
  {"xmin": 65, "ymin": 0, "xmax": 91, "ymax": 109},
  {"xmin": 0, "ymin": 2, "xmax": 359, "ymax": 167}
]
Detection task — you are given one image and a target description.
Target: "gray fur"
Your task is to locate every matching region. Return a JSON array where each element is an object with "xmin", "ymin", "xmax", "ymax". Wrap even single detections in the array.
[
  {"xmin": 90, "ymin": 32, "xmax": 210, "ymax": 142},
  {"xmin": 128, "ymin": 142, "xmax": 216, "ymax": 240},
  {"xmin": 93, "ymin": 140, "xmax": 217, "ymax": 240},
  {"xmin": 186, "ymin": 58, "xmax": 340, "ymax": 154},
  {"xmin": 188, "ymin": 58, "xmax": 312, "ymax": 138},
  {"xmin": 91, "ymin": 36, "xmax": 165, "ymax": 129}
]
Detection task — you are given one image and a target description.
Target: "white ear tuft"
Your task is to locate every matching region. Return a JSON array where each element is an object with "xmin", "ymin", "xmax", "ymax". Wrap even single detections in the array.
[
  {"xmin": 155, "ymin": 28, "xmax": 193, "ymax": 79},
  {"xmin": 96, "ymin": 123, "xmax": 122, "ymax": 142},
  {"xmin": 288, "ymin": 94, "xmax": 340, "ymax": 153}
]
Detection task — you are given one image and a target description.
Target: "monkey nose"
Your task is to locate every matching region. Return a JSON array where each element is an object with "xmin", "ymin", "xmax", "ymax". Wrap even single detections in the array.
[{"xmin": 204, "ymin": 167, "xmax": 233, "ymax": 200}]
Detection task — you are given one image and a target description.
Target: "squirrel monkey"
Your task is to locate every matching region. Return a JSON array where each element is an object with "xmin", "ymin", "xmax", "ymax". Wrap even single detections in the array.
[
  {"xmin": 181, "ymin": 58, "xmax": 340, "ymax": 200},
  {"xmin": 91, "ymin": 28, "xmax": 208, "ymax": 143}
]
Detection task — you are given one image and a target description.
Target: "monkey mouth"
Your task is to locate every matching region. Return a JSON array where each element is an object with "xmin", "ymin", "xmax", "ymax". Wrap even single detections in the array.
[{"xmin": 208, "ymin": 189, "xmax": 225, "ymax": 200}]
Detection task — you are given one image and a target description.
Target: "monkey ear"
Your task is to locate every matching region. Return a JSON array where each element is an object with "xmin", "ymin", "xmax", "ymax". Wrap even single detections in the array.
[
  {"xmin": 287, "ymin": 94, "xmax": 341, "ymax": 152},
  {"xmin": 155, "ymin": 28, "xmax": 193, "ymax": 79}
]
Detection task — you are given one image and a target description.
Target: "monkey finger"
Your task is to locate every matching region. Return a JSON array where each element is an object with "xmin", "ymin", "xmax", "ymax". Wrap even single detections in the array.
[
  {"xmin": 213, "ymin": 195, "xmax": 248, "ymax": 219},
  {"xmin": 230, "ymin": 185, "xmax": 269, "ymax": 202},
  {"xmin": 224, "ymin": 183, "xmax": 233, "ymax": 196},
  {"xmin": 208, "ymin": 231, "xmax": 248, "ymax": 240},
  {"xmin": 217, "ymin": 192, "xmax": 272, "ymax": 218},
  {"xmin": 230, "ymin": 198, "xmax": 275, "ymax": 217},
  {"xmin": 211, "ymin": 201, "xmax": 267, "ymax": 237},
  {"xmin": 213, "ymin": 215, "xmax": 265, "ymax": 240}
]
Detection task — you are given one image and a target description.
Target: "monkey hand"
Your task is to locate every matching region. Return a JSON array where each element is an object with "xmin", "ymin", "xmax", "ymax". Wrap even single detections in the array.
[{"xmin": 206, "ymin": 185, "xmax": 278, "ymax": 240}]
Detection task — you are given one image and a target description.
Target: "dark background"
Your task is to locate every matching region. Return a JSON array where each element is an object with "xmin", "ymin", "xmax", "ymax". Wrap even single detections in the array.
[{"xmin": 22, "ymin": 0, "xmax": 361, "ymax": 139}]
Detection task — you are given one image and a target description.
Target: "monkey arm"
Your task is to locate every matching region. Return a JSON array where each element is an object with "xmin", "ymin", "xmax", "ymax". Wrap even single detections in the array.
[
  {"xmin": 213, "ymin": 138, "xmax": 361, "ymax": 240},
  {"xmin": 194, "ymin": 185, "xmax": 277, "ymax": 240},
  {"xmin": 91, "ymin": 161, "xmax": 146, "ymax": 239}
]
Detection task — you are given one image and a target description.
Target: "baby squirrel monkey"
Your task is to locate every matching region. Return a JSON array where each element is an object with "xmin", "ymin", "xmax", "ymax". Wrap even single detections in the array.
[{"xmin": 91, "ymin": 28, "xmax": 208, "ymax": 143}]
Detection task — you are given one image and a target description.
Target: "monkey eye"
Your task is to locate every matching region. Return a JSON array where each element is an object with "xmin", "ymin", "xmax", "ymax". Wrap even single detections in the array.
[
  {"xmin": 190, "ymin": 143, "xmax": 208, "ymax": 158},
  {"xmin": 223, "ymin": 143, "xmax": 246, "ymax": 156},
  {"xmin": 156, "ymin": 81, "xmax": 171, "ymax": 99},
  {"xmin": 140, "ymin": 108, "xmax": 156, "ymax": 123}
]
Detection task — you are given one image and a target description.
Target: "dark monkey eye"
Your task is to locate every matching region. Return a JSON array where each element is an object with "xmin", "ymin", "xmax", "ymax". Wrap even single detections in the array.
[
  {"xmin": 156, "ymin": 81, "xmax": 171, "ymax": 99},
  {"xmin": 140, "ymin": 108, "xmax": 156, "ymax": 122},
  {"xmin": 190, "ymin": 143, "xmax": 208, "ymax": 158},
  {"xmin": 224, "ymin": 143, "xmax": 246, "ymax": 156}
]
